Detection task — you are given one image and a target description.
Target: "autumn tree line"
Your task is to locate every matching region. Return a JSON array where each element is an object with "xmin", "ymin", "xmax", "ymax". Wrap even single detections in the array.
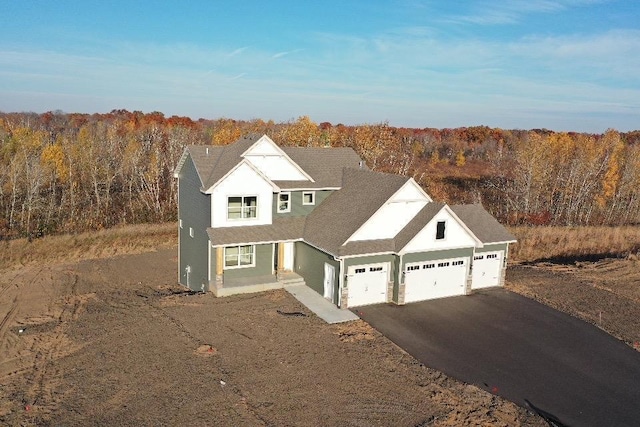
[{"xmin": 1, "ymin": 110, "xmax": 638, "ymax": 240}]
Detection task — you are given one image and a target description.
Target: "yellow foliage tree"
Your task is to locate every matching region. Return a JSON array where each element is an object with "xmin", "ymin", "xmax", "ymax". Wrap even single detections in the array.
[
  {"xmin": 40, "ymin": 140, "xmax": 69, "ymax": 182},
  {"xmin": 455, "ymin": 150, "xmax": 466, "ymax": 167},
  {"xmin": 211, "ymin": 119, "xmax": 242, "ymax": 146},
  {"xmin": 598, "ymin": 130, "xmax": 625, "ymax": 208}
]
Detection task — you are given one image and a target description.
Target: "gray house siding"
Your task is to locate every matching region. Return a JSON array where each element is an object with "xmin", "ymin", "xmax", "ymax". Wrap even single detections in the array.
[
  {"xmin": 273, "ymin": 190, "xmax": 333, "ymax": 217},
  {"xmin": 475, "ymin": 243, "xmax": 509, "ymax": 254},
  {"xmin": 177, "ymin": 154, "xmax": 211, "ymax": 291},
  {"xmin": 401, "ymin": 247, "xmax": 474, "ymax": 270},
  {"xmin": 223, "ymin": 244, "xmax": 273, "ymax": 280},
  {"xmin": 294, "ymin": 242, "xmax": 339, "ymax": 299}
]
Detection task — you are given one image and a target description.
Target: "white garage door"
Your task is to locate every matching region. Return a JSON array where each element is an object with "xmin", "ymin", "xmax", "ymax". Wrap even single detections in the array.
[
  {"xmin": 472, "ymin": 251, "xmax": 503, "ymax": 289},
  {"xmin": 404, "ymin": 257, "xmax": 467, "ymax": 303},
  {"xmin": 347, "ymin": 263, "xmax": 389, "ymax": 307}
]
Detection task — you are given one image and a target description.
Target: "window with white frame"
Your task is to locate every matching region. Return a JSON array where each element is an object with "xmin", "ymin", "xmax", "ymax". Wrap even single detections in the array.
[
  {"xmin": 277, "ymin": 192, "xmax": 291, "ymax": 213},
  {"xmin": 436, "ymin": 220, "xmax": 446, "ymax": 240},
  {"xmin": 224, "ymin": 245, "xmax": 255, "ymax": 268},
  {"xmin": 302, "ymin": 191, "xmax": 315, "ymax": 205},
  {"xmin": 227, "ymin": 196, "xmax": 257, "ymax": 219}
]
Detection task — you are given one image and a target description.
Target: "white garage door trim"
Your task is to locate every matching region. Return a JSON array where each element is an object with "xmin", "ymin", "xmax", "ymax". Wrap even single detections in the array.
[
  {"xmin": 347, "ymin": 262, "xmax": 389, "ymax": 307},
  {"xmin": 471, "ymin": 251, "xmax": 503, "ymax": 289},
  {"xmin": 404, "ymin": 257, "xmax": 467, "ymax": 303}
]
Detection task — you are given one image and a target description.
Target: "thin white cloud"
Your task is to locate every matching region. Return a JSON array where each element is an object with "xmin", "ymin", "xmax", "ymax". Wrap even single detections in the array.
[
  {"xmin": 271, "ymin": 49, "xmax": 303, "ymax": 59},
  {"xmin": 446, "ymin": 0, "xmax": 609, "ymax": 25},
  {"xmin": 228, "ymin": 46, "xmax": 249, "ymax": 57}
]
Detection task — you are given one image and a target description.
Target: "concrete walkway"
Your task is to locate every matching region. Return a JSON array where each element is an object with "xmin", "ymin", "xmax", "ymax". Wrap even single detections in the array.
[{"xmin": 285, "ymin": 284, "xmax": 359, "ymax": 324}]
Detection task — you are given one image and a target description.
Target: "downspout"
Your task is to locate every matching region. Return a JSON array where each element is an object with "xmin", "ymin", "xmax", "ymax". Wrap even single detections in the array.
[
  {"xmin": 398, "ymin": 253, "xmax": 404, "ymax": 304},
  {"xmin": 338, "ymin": 257, "xmax": 345, "ymax": 309}
]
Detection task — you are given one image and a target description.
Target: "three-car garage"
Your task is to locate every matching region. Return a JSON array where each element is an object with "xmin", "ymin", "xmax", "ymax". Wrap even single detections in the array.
[{"xmin": 344, "ymin": 248, "xmax": 507, "ymax": 307}]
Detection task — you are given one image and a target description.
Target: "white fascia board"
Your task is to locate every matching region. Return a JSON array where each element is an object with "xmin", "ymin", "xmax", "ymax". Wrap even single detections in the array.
[
  {"xmin": 442, "ymin": 204, "xmax": 483, "ymax": 246},
  {"xmin": 275, "ymin": 186, "xmax": 340, "ymax": 191},
  {"xmin": 203, "ymin": 159, "xmax": 280, "ymax": 194},
  {"xmin": 173, "ymin": 149, "xmax": 190, "ymax": 178},
  {"xmin": 339, "ymin": 251, "xmax": 396, "ymax": 259},
  {"xmin": 211, "ymin": 238, "xmax": 303, "ymax": 248},
  {"xmin": 407, "ymin": 178, "xmax": 433, "ymax": 202},
  {"xmin": 241, "ymin": 134, "xmax": 315, "ymax": 182},
  {"xmin": 481, "ymin": 239, "xmax": 518, "ymax": 245}
]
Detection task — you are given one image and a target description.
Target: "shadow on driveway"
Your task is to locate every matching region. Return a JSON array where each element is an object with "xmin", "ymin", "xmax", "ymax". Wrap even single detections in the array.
[{"xmin": 354, "ymin": 288, "xmax": 640, "ymax": 427}]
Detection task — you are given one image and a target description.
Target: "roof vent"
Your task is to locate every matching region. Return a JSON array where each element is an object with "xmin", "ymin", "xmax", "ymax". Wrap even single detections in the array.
[
  {"xmin": 206, "ymin": 147, "xmax": 209, "ymax": 156},
  {"xmin": 359, "ymin": 160, "xmax": 364, "ymax": 169}
]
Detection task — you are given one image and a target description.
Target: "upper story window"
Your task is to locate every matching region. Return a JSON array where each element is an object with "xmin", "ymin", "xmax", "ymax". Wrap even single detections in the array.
[
  {"xmin": 228, "ymin": 196, "xmax": 257, "ymax": 220},
  {"xmin": 436, "ymin": 220, "xmax": 446, "ymax": 240},
  {"xmin": 278, "ymin": 192, "xmax": 291, "ymax": 213},
  {"xmin": 302, "ymin": 191, "xmax": 315, "ymax": 205}
]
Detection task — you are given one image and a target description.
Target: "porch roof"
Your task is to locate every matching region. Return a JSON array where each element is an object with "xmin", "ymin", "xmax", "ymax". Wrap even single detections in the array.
[{"xmin": 207, "ymin": 216, "xmax": 306, "ymax": 247}]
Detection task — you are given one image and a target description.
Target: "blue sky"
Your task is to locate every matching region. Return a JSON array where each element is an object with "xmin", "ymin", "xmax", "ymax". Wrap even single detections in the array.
[{"xmin": 1, "ymin": 0, "xmax": 638, "ymax": 132}]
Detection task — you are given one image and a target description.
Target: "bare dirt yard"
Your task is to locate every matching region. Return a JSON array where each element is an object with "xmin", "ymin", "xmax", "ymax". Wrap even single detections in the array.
[
  {"xmin": 0, "ymin": 247, "xmax": 547, "ymax": 426},
  {"xmin": 507, "ymin": 258, "xmax": 640, "ymax": 351},
  {"xmin": 3, "ymin": 246, "xmax": 639, "ymax": 427}
]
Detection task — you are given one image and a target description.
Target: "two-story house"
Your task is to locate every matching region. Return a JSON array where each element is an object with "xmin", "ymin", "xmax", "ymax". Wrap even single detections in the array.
[{"xmin": 173, "ymin": 134, "xmax": 516, "ymax": 308}]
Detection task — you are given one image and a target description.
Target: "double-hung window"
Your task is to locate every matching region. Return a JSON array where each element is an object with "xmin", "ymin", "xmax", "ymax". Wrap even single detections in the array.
[
  {"xmin": 227, "ymin": 196, "xmax": 257, "ymax": 220},
  {"xmin": 224, "ymin": 245, "xmax": 255, "ymax": 268},
  {"xmin": 278, "ymin": 192, "xmax": 291, "ymax": 213}
]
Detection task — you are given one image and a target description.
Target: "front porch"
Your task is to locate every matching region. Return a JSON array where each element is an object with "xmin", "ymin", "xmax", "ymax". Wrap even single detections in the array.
[{"xmin": 211, "ymin": 271, "xmax": 305, "ymax": 297}]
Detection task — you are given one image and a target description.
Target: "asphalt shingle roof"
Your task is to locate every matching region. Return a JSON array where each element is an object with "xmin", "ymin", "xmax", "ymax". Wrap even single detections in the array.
[
  {"xmin": 394, "ymin": 202, "xmax": 445, "ymax": 251},
  {"xmin": 184, "ymin": 135, "xmax": 364, "ymax": 190},
  {"xmin": 207, "ymin": 216, "xmax": 306, "ymax": 247},
  {"xmin": 303, "ymin": 168, "xmax": 409, "ymax": 256},
  {"xmin": 450, "ymin": 204, "xmax": 516, "ymax": 244},
  {"xmin": 277, "ymin": 147, "xmax": 365, "ymax": 188}
]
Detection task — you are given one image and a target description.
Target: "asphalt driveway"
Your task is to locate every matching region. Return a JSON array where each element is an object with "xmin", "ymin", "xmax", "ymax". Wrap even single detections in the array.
[{"xmin": 355, "ymin": 289, "xmax": 640, "ymax": 427}]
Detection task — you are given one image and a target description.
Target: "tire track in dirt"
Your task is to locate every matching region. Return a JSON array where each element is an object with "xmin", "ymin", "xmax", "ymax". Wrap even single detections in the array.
[
  {"xmin": 23, "ymin": 271, "xmax": 90, "ymax": 416},
  {"xmin": 0, "ymin": 296, "xmax": 19, "ymax": 348}
]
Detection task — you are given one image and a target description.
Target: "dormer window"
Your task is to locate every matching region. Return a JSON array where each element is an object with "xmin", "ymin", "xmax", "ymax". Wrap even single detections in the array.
[
  {"xmin": 278, "ymin": 192, "xmax": 291, "ymax": 213},
  {"xmin": 436, "ymin": 221, "xmax": 446, "ymax": 240},
  {"xmin": 228, "ymin": 196, "xmax": 257, "ymax": 219},
  {"xmin": 302, "ymin": 191, "xmax": 315, "ymax": 205}
]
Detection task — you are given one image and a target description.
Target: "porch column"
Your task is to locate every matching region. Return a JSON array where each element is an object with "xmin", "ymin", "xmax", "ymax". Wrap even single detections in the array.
[
  {"xmin": 215, "ymin": 247, "xmax": 224, "ymax": 287},
  {"xmin": 277, "ymin": 243, "xmax": 285, "ymax": 279}
]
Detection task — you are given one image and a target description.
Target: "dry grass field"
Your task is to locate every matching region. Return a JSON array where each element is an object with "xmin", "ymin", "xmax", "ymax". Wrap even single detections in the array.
[
  {"xmin": 509, "ymin": 225, "xmax": 640, "ymax": 263},
  {"xmin": 3, "ymin": 222, "xmax": 638, "ymax": 270}
]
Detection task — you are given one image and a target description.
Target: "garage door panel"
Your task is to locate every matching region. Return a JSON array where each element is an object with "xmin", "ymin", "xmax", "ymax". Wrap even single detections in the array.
[
  {"xmin": 347, "ymin": 263, "xmax": 388, "ymax": 307},
  {"xmin": 472, "ymin": 252, "xmax": 502, "ymax": 289},
  {"xmin": 405, "ymin": 257, "xmax": 467, "ymax": 303}
]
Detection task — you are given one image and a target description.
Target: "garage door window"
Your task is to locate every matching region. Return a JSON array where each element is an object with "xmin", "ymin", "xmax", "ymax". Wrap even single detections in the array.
[
  {"xmin": 437, "ymin": 261, "xmax": 450, "ymax": 267},
  {"xmin": 423, "ymin": 263, "xmax": 435, "ymax": 269},
  {"xmin": 355, "ymin": 268, "xmax": 366, "ymax": 274},
  {"xmin": 452, "ymin": 260, "xmax": 464, "ymax": 266},
  {"xmin": 407, "ymin": 265, "xmax": 420, "ymax": 271}
]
